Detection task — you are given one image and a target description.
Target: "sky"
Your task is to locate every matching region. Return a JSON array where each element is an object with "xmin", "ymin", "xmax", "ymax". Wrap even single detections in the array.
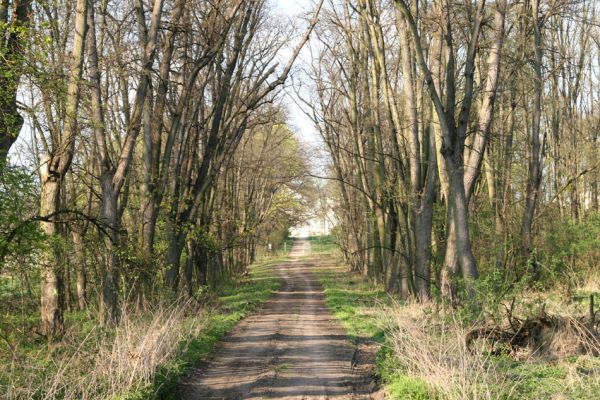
[
  {"xmin": 272, "ymin": 0, "xmax": 328, "ymax": 173},
  {"xmin": 272, "ymin": 0, "xmax": 320, "ymax": 140},
  {"xmin": 273, "ymin": 0, "xmax": 312, "ymax": 15}
]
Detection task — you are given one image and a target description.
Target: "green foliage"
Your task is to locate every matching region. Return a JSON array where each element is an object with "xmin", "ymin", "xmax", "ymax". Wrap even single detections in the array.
[
  {"xmin": 453, "ymin": 268, "xmax": 531, "ymax": 324},
  {"xmin": 0, "ymin": 167, "xmax": 43, "ymax": 340},
  {"xmin": 541, "ymin": 212, "xmax": 600, "ymax": 288},
  {"xmin": 186, "ymin": 224, "xmax": 221, "ymax": 252},
  {"xmin": 470, "ymin": 205, "xmax": 600, "ymax": 292},
  {"xmin": 0, "ymin": 166, "xmax": 43, "ymax": 265},
  {"xmin": 453, "ymin": 211, "xmax": 600, "ymax": 324}
]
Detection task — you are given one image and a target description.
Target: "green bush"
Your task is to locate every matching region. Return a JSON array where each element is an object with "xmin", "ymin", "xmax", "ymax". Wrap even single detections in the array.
[
  {"xmin": 0, "ymin": 166, "xmax": 43, "ymax": 266},
  {"xmin": 542, "ymin": 212, "xmax": 600, "ymax": 289}
]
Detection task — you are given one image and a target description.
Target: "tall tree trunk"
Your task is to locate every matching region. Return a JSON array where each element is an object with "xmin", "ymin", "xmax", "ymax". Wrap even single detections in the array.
[
  {"xmin": 39, "ymin": 173, "xmax": 64, "ymax": 337},
  {"xmin": 521, "ymin": 0, "xmax": 544, "ymax": 261},
  {"xmin": 72, "ymin": 230, "xmax": 87, "ymax": 310},
  {"xmin": 100, "ymin": 176, "xmax": 119, "ymax": 325},
  {"xmin": 446, "ymin": 158, "xmax": 479, "ymax": 284},
  {"xmin": 439, "ymin": 0, "xmax": 506, "ymax": 300},
  {"xmin": 39, "ymin": 0, "xmax": 88, "ymax": 337},
  {"xmin": 414, "ymin": 128, "xmax": 437, "ymax": 301}
]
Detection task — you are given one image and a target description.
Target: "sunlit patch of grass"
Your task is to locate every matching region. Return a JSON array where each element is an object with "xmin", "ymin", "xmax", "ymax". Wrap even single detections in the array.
[
  {"xmin": 376, "ymin": 346, "xmax": 435, "ymax": 400},
  {"xmin": 495, "ymin": 356, "xmax": 600, "ymax": 399},
  {"xmin": 307, "ymin": 235, "xmax": 338, "ymax": 255},
  {"xmin": 385, "ymin": 375, "xmax": 435, "ymax": 400},
  {"xmin": 313, "ymin": 267, "xmax": 387, "ymax": 342}
]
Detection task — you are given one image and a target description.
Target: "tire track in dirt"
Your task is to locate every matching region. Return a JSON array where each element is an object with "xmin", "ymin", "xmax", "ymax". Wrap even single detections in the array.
[{"xmin": 177, "ymin": 239, "xmax": 381, "ymax": 399}]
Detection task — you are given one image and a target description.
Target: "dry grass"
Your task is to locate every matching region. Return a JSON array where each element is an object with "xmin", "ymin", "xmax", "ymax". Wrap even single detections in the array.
[
  {"xmin": 3, "ymin": 297, "xmax": 207, "ymax": 400},
  {"xmin": 382, "ymin": 301, "xmax": 517, "ymax": 400},
  {"xmin": 1, "ymin": 258, "xmax": 281, "ymax": 399},
  {"xmin": 578, "ymin": 269, "xmax": 600, "ymax": 295},
  {"xmin": 381, "ymin": 299, "xmax": 600, "ymax": 400}
]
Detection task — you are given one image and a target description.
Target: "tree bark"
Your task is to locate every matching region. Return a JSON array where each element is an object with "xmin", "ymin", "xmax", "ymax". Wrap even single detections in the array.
[
  {"xmin": 72, "ymin": 230, "xmax": 87, "ymax": 310},
  {"xmin": 100, "ymin": 175, "xmax": 119, "ymax": 324},
  {"xmin": 521, "ymin": 0, "xmax": 544, "ymax": 261},
  {"xmin": 39, "ymin": 173, "xmax": 64, "ymax": 337},
  {"xmin": 38, "ymin": 0, "xmax": 88, "ymax": 338}
]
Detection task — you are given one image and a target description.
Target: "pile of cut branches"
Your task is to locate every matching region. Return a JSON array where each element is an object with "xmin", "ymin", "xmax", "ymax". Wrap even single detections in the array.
[{"xmin": 467, "ymin": 295, "xmax": 599, "ymax": 358}]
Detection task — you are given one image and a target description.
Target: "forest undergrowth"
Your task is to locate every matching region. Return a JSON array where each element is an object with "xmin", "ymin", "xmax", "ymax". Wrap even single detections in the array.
[{"xmin": 0, "ymin": 256, "xmax": 283, "ymax": 400}]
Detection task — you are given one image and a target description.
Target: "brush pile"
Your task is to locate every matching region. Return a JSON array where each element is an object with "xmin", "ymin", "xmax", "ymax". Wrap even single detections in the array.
[{"xmin": 467, "ymin": 295, "xmax": 600, "ymax": 359}]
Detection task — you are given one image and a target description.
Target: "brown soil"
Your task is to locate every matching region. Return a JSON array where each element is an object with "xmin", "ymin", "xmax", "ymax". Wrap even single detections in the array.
[{"xmin": 177, "ymin": 240, "xmax": 382, "ymax": 399}]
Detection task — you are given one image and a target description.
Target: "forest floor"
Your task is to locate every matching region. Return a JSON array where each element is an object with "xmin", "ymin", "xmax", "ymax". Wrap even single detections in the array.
[{"xmin": 177, "ymin": 239, "xmax": 383, "ymax": 399}]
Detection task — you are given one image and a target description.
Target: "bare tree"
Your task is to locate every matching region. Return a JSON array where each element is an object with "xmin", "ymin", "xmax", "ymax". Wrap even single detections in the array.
[{"xmin": 520, "ymin": 0, "xmax": 545, "ymax": 262}]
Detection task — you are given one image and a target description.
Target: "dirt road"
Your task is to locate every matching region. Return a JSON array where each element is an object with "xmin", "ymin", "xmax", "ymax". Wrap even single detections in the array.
[{"xmin": 178, "ymin": 239, "xmax": 380, "ymax": 399}]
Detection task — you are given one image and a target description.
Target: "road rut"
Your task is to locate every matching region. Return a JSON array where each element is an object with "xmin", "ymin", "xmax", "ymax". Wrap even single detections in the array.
[{"xmin": 178, "ymin": 239, "xmax": 380, "ymax": 399}]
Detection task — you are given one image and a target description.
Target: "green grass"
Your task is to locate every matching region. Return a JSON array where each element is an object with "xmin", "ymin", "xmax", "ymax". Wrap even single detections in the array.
[
  {"xmin": 307, "ymin": 235, "xmax": 337, "ymax": 254},
  {"xmin": 384, "ymin": 374, "xmax": 435, "ymax": 400},
  {"xmin": 494, "ymin": 356, "xmax": 600, "ymax": 399},
  {"xmin": 312, "ymin": 267, "xmax": 386, "ymax": 342}
]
